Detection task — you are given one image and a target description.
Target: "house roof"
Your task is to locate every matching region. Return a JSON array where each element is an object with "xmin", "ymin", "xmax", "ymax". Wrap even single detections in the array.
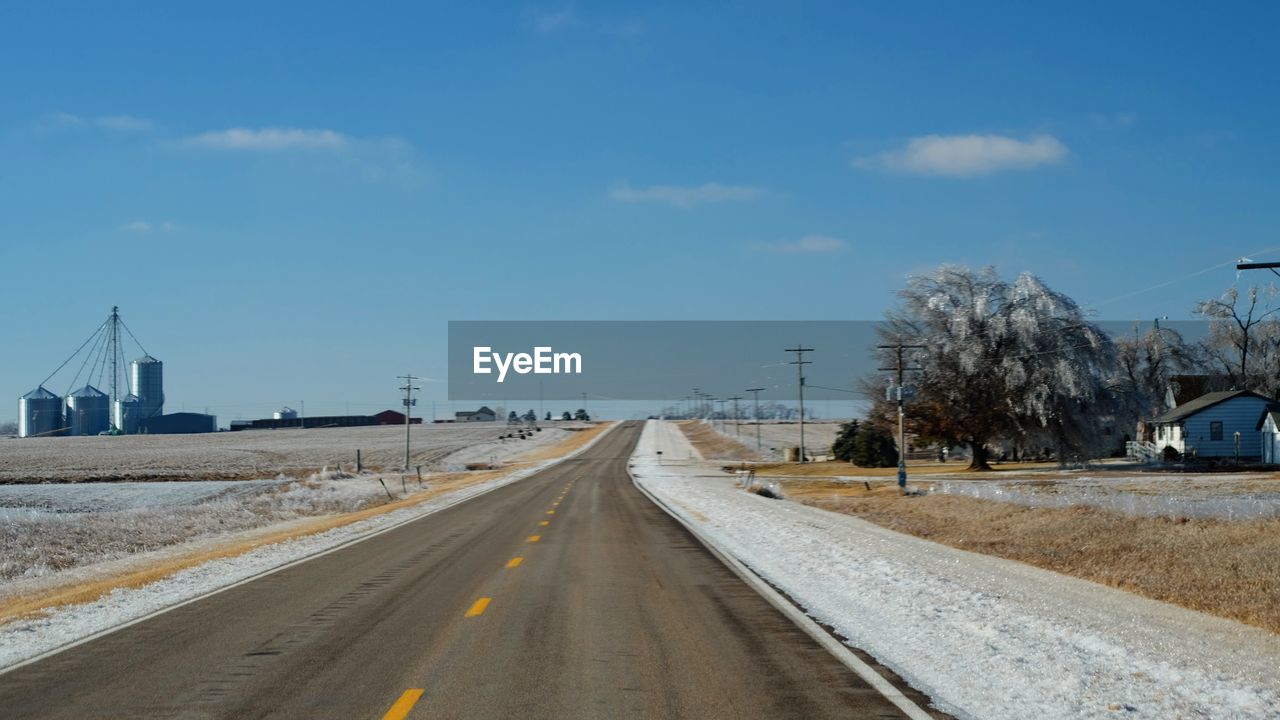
[
  {"xmin": 1255, "ymin": 405, "xmax": 1280, "ymax": 431},
  {"xmin": 1151, "ymin": 390, "xmax": 1273, "ymax": 424}
]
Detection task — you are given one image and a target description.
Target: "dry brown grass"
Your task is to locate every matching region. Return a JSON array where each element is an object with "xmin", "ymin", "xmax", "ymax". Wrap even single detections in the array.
[
  {"xmin": 748, "ymin": 459, "xmax": 1065, "ymax": 478},
  {"xmin": 783, "ymin": 479, "xmax": 1280, "ymax": 634},
  {"xmin": 677, "ymin": 421, "xmax": 765, "ymax": 461},
  {"xmin": 0, "ymin": 425, "xmax": 608, "ymax": 627},
  {"xmin": 515, "ymin": 422, "xmax": 614, "ymax": 462}
]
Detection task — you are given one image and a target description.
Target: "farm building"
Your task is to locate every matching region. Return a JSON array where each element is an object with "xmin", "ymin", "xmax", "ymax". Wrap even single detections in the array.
[
  {"xmin": 1149, "ymin": 390, "xmax": 1275, "ymax": 460},
  {"xmin": 372, "ymin": 410, "xmax": 423, "ymax": 425},
  {"xmin": 455, "ymin": 406, "xmax": 496, "ymax": 422},
  {"xmin": 137, "ymin": 412, "xmax": 218, "ymax": 435}
]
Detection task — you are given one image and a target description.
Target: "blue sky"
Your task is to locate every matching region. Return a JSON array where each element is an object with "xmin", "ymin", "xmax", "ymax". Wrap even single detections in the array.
[{"xmin": 3, "ymin": 2, "xmax": 1280, "ymax": 420}]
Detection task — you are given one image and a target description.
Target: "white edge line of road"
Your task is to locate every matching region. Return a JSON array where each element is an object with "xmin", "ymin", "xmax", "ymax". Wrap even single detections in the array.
[
  {"xmin": 0, "ymin": 421, "xmax": 620, "ymax": 677},
  {"xmin": 627, "ymin": 457, "xmax": 937, "ymax": 720}
]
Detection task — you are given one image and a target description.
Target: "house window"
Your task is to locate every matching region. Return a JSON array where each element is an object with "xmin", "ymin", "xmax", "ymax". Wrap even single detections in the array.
[{"xmin": 1210, "ymin": 421, "xmax": 1223, "ymax": 442}]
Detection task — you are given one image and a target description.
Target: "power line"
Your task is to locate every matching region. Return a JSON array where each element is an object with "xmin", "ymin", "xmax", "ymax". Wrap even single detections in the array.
[
  {"xmin": 745, "ymin": 388, "xmax": 765, "ymax": 450},
  {"xmin": 398, "ymin": 374, "xmax": 420, "ymax": 470},
  {"xmin": 785, "ymin": 345, "xmax": 813, "ymax": 463},
  {"xmin": 878, "ymin": 343, "xmax": 925, "ymax": 492}
]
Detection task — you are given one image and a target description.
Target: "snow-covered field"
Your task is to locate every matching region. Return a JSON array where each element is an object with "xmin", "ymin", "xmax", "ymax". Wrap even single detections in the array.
[
  {"xmin": 0, "ymin": 422, "xmax": 589, "ymax": 482},
  {"xmin": 702, "ymin": 419, "xmax": 845, "ymax": 459},
  {"xmin": 927, "ymin": 474, "xmax": 1280, "ymax": 520},
  {"xmin": 631, "ymin": 420, "xmax": 1280, "ymax": 719},
  {"xmin": 0, "ymin": 425, "xmax": 591, "ymax": 582},
  {"xmin": 0, "ymin": 423, "xmax": 615, "ymax": 670}
]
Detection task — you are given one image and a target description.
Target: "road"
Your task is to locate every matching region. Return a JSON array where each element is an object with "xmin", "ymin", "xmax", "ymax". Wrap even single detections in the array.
[{"xmin": 0, "ymin": 421, "xmax": 930, "ymax": 719}]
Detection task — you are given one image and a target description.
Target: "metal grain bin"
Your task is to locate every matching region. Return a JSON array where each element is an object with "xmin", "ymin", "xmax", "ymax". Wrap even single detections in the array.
[
  {"xmin": 18, "ymin": 386, "xmax": 63, "ymax": 438},
  {"xmin": 131, "ymin": 355, "xmax": 164, "ymax": 419},
  {"xmin": 66, "ymin": 385, "xmax": 110, "ymax": 436},
  {"xmin": 113, "ymin": 394, "xmax": 143, "ymax": 434}
]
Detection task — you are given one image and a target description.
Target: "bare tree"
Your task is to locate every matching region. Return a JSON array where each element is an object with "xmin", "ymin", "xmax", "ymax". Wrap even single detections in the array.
[
  {"xmin": 1194, "ymin": 285, "xmax": 1280, "ymax": 390},
  {"xmin": 1112, "ymin": 323, "xmax": 1195, "ymax": 421}
]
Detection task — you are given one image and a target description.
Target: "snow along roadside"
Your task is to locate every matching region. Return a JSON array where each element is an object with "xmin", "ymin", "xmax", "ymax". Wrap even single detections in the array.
[
  {"xmin": 630, "ymin": 419, "xmax": 1280, "ymax": 720},
  {"xmin": 0, "ymin": 423, "xmax": 617, "ymax": 673},
  {"xmin": 628, "ymin": 432, "xmax": 934, "ymax": 720}
]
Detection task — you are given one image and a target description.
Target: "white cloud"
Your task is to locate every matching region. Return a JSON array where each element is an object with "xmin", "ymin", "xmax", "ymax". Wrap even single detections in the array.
[
  {"xmin": 94, "ymin": 115, "xmax": 153, "ymax": 132},
  {"xmin": 751, "ymin": 235, "xmax": 848, "ymax": 254},
  {"xmin": 35, "ymin": 112, "xmax": 153, "ymax": 133},
  {"xmin": 181, "ymin": 127, "xmax": 348, "ymax": 151},
  {"xmin": 178, "ymin": 126, "xmax": 422, "ymax": 186},
  {"xmin": 1088, "ymin": 111, "xmax": 1137, "ymax": 130},
  {"xmin": 527, "ymin": 7, "xmax": 642, "ymax": 36},
  {"xmin": 119, "ymin": 220, "xmax": 174, "ymax": 233},
  {"xmin": 531, "ymin": 8, "xmax": 583, "ymax": 33},
  {"xmin": 856, "ymin": 133, "xmax": 1068, "ymax": 178},
  {"xmin": 609, "ymin": 181, "xmax": 765, "ymax": 209}
]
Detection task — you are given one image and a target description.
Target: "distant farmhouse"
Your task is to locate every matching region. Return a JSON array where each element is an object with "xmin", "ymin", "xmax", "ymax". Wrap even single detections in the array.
[
  {"xmin": 455, "ymin": 406, "xmax": 496, "ymax": 422},
  {"xmin": 1148, "ymin": 390, "xmax": 1275, "ymax": 461}
]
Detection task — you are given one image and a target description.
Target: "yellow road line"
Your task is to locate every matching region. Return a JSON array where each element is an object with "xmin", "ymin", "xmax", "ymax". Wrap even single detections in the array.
[
  {"xmin": 528, "ymin": 535, "xmax": 541, "ymax": 543},
  {"xmin": 382, "ymin": 689, "xmax": 424, "ymax": 720},
  {"xmin": 546, "ymin": 510, "xmax": 555, "ymax": 515},
  {"xmin": 506, "ymin": 557, "xmax": 523, "ymax": 568},
  {"xmin": 539, "ymin": 520, "xmax": 549, "ymax": 526},
  {"xmin": 465, "ymin": 597, "xmax": 491, "ymax": 617}
]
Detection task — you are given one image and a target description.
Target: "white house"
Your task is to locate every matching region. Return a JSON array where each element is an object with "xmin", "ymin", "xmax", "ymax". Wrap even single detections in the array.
[
  {"xmin": 1149, "ymin": 390, "xmax": 1275, "ymax": 460},
  {"xmin": 454, "ymin": 406, "xmax": 496, "ymax": 422}
]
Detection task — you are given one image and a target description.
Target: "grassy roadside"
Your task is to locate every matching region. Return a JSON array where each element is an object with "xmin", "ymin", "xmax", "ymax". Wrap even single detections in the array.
[
  {"xmin": 676, "ymin": 421, "xmax": 763, "ymax": 460},
  {"xmin": 0, "ymin": 422, "xmax": 614, "ymax": 627},
  {"xmin": 781, "ymin": 478, "xmax": 1280, "ymax": 635}
]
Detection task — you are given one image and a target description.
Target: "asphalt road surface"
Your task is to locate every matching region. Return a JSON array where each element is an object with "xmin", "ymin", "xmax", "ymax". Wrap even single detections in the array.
[{"xmin": 0, "ymin": 421, "xmax": 933, "ymax": 719}]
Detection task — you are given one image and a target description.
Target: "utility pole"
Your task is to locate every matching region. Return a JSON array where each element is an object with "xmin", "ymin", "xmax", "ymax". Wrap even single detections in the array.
[
  {"xmin": 715, "ymin": 399, "xmax": 727, "ymax": 431},
  {"xmin": 727, "ymin": 396, "xmax": 743, "ymax": 436},
  {"xmin": 878, "ymin": 343, "xmax": 925, "ymax": 491},
  {"xmin": 581, "ymin": 391, "xmax": 588, "ymax": 420},
  {"xmin": 746, "ymin": 388, "xmax": 765, "ymax": 450},
  {"xmin": 399, "ymin": 374, "xmax": 420, "ymax": 470},
  {"xmin": 785, "ymin": 346, "xmax": 814, "ymax": 462}
]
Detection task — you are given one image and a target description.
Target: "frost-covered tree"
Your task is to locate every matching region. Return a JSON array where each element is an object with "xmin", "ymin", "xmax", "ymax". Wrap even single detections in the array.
[
  {"xmin": 878, "ymin": 266, "xmax": 1118, "ymax": 470},
  {"xmin": 1112, "ymin": 323, "xmax": 1195, "ymax": 420},
  {"xmin": 1194, "ymin": 284, "xmax": 1280, "ymax": 391}
]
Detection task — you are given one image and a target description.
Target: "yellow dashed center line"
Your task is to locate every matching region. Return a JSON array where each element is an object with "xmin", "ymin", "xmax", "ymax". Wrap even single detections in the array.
[
  {"xmin": 546, "ymin": 510, "xmax": 555, "ymax": 515},
  {"xmin": 528, "ymin": 535, "xmax": 541, "ymax": 543},
  {"xmin": 382, "ymin": 689, "xmax": 424, "ymax": 720},
  {"xmin": 465, "ymin": 597, "xmax": 491, "ymax": 617},
  {"xmin": 506, "ymin": 557, "xmax": 523, "ymax": 568},
  {"xmin": 539, "ymin": 520, "xmax": 549, "ymax": 526}
]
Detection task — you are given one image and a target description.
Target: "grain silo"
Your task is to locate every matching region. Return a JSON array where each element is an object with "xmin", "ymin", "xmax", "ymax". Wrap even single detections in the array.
[
  {"xmin": 113, "ymin": 394, "xmax": 143, "ymax": 435},
  {"xmin": 18, "ymin": 386, "xmax": 63, "ymax": 438},
  {"xmin": 131, "ymin": 355, "xmax": 164, "ymax": 420},
  {"xmin": 66, "ymin": 385, "xmax": 110, "ymax": 436},
  {"xmin": 273, "ymin": 406, "xmax": 299, "ymax": 420}
]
